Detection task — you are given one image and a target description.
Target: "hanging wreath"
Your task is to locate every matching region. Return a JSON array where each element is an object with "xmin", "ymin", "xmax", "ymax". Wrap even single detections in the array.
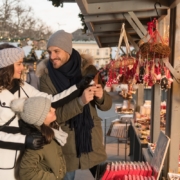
[
  {"xmin": 133, "ymin": 18, "xmax": 173, "ymax": 90},
  {"xmin": 139, "ymin": 18, "xmax": 171, "ymax": 59},
  {"xmin": 105, "ymin": 23, "xmax": 139, "ymax": 99}
]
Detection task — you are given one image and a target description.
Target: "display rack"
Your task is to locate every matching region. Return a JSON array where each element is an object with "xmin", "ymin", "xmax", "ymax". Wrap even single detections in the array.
[{"xmin": 99, "ymin": 131, "xmax": 170, "ymax": 180}]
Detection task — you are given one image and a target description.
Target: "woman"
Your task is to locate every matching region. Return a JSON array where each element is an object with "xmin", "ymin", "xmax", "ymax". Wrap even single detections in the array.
[
  {"xmin": 0, "ymin": 43, "xmax": 94, "ymax": 180},
  {"xmin": 10, "ymin": 96, "xmax": 67, "ymax": 180}
]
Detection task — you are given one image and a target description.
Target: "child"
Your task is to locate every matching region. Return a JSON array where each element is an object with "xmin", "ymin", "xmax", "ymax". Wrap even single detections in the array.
[{"xmin": 10, "ymin": 96, "xmax": 68, "ymax": 180}]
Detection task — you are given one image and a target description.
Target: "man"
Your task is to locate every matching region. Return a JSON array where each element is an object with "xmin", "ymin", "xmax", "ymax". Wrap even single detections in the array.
[{"xmin": 37, "ymin": 30, "xmax": 112, "ymax": 180}]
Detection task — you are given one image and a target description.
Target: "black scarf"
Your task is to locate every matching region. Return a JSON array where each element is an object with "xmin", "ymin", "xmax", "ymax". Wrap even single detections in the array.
[
  {"xmin": 48, "ymin": 49, "xmax": 94, "ymax": 157},
  {"xmin": 9, "ymin": 79, "xmax": 20, "ymax": 94}
]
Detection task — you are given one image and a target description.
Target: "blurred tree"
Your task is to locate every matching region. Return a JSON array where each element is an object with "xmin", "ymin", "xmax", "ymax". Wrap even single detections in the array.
[
  {"xmin": 0, "ymin": 0, "xmax": 21, "ymax": 29},
  {"xmin": 0, "ymin": 0, "xmax": 53, "ymax": 41}
]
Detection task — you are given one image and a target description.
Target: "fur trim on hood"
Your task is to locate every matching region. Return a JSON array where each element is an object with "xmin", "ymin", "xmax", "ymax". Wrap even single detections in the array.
[
  {"xmin": 36, "ymin": 58, "xmax": 49, "ymax": 77},
  {"xmin": 36, "ymin": 53, "xmax": 94, "ymax": 78},
  {"xmin": 80, "ymin": 53, "xmax": 94, "ymax": 72}
]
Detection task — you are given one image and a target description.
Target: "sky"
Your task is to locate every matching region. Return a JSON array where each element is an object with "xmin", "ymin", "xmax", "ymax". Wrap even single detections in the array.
[{"xmin": 23, "ymin": 0, "xmax": 83, "ymax": 33}]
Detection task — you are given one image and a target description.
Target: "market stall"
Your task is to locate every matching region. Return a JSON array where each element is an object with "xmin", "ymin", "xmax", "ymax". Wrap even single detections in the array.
[{"xmin": 74, "ymin": 0, "xmax": 180, "ymax": 179}]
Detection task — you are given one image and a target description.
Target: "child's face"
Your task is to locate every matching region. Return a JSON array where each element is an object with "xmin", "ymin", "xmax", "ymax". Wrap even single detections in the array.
[{"xmin": 44, "ymin": 107, "xmax": 56, "ymax": 126}]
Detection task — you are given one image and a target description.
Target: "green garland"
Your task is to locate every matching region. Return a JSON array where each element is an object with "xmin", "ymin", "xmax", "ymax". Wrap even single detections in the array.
[
  {"xmin": 78, "ymin": 13, "xmax": 88, "ymax": 33},
  {"xmin": 46, "ymin": 1, "xmax": 88, "ymax": 33},
  {"xmin": 48, "ymin": 0, "xmax": 63, "ymax": 7}
]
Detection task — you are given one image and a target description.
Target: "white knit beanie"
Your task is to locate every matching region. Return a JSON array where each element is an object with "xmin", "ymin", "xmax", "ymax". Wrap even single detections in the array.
[
  {"xmin": 10, "ymin": 97, "xmax": 51, "ymax": 126},
  {"xmin": 47, "ymin": 30, "xmax": 72, "ymax": 55},
  {"xmin": 0, "ymin": 47, "xmax": 24, "ymax": 68}
]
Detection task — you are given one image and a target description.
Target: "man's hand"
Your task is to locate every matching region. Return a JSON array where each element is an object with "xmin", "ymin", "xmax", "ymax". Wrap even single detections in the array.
[
  {"xmin": 94, "ymin": 84, "xmax": 103, "ymax": 99},
  {"xmin": 80, "ymin": 86, "xmax": 96, "ymax": 105}
]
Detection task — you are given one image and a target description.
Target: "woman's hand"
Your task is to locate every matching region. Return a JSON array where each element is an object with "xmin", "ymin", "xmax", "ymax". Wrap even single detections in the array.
[
  {"xmin": 25, "ymin": 133, "xmax": 45, "ymax": 150},
  {"xmin": 76, "ymin": 74, "xmax": 95, "ymax": 89}
]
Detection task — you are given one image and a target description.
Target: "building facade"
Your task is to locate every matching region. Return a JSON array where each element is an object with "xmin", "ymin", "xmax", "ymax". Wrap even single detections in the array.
[{"xmin": 73, "ymin": 40, "xmax": 111, "ymax": 69}]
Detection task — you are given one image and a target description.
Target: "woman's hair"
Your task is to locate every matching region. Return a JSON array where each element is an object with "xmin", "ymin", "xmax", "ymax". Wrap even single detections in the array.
[{"xmin": 0, "ymin": 43, "xmax": 23, "ymax": 90}]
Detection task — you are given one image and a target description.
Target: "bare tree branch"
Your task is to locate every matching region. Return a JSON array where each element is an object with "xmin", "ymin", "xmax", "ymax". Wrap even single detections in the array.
[{"xmin": 0, "ymin": 0, "xmax": 52, "ymax": 40}]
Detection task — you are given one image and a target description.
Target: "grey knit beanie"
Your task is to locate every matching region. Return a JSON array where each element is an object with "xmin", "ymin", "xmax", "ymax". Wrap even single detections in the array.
[
  {"xmin": 0, "ymin": 48, "xmax": 24, "ymax": 68},
  {"xmin": 10, "ymin": 97, "xmax": 51, "ymax": 126},
  {"xmin": 47, "ymin": 30, "xmax": 72, "ymax": 55}
]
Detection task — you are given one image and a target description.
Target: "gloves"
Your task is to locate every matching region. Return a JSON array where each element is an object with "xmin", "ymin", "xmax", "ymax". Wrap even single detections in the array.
[
  {"xmin": 25, "ymin": 133, "xmax": 45, "ymax": 150},
  {"xmin": 52, "ymin": 127, "xmax": 68, "ymax": 146},
  {"xmin": 19, "ymin": 119, "xmax": 40, "ymax": 135},
  {"xmin": 76, "ymin": 74, "xmax": 95, "ymax": 89}
]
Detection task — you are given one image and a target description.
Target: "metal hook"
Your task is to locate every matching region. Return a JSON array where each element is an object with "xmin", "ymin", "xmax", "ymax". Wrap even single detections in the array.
[{"xmin": 154, "ymin": 2, "xmax": 161, "ymax": 17}]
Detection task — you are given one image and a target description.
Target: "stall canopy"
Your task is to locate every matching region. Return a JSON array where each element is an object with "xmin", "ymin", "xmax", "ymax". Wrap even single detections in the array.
[{"xmin": 69, "ymin": 0, "xmax": 179, "ymax": 50}]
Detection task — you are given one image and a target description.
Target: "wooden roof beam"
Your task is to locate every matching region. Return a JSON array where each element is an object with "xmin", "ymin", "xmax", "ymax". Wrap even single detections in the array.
[
  {"xmin": 76, "ymin": 0, "xmax": 89, "ymax": 14},
  {"xmin": 83, "ymin": 21, "xmax": 103, "ymax": 47},
  {"xmin": 93, "ymin": 32, "xmax": 120, "ymax": 37},
  {"xmin": 101, "ymin": 42, "xmax": 132, "ymax": 47},
  {"xmin": 169, "ymin": 0, "xmax": 180, "ymax": 8},
  {"xmin": 128, "ymin": 11, "xmax": 147, "ymax": 37},
  {"xmin": 124, "ymin": 13, "xmax": 145, "ymax": 39},
  {"xmin": 93, "ymin": 29, "xmax": 136, "ymax": 36},
  {"xmin": 99, "ymin": 34, "xmax": 140, "ymax": 43},
  {"xmin": 85, "ymin": 21, "xmax": 102, "ymax": 47},
  {"xmin": 76, "ymin": 0, "xmax": 169, "ymax": 15},
  {"xmin": 84, "ymin": 9, "xmax": 168, "ymax": 22},
  {"xmin": 92, "ymin": 22, "xmax": 134, "ymax": 32}
]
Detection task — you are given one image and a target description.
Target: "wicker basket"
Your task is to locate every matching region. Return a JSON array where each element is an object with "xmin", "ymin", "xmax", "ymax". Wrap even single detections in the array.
[
  {"xmin": 140, "ymin": 42, "xmax": 171, "ymax": 59},
  {"xmin": 111, "ymin": 57, "xmax": 136, "ymax": 69},
  {"xmin": 151, "ymin": 43, "xmax": 171, "ymax": 57}
]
